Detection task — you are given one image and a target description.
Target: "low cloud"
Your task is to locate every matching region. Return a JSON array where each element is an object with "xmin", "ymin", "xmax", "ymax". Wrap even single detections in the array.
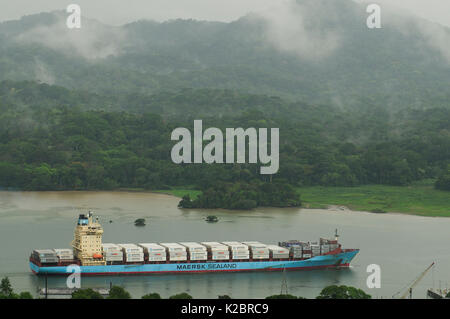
[
  {"xmin": 33, "ymin": 58, "xmax": 55, "ymax": 84},
  {"xmin": 15, "ymin": 13, "xmax": 126, "ymax": 60},
  {"xmin": 371, "ymin": 1, "xmax": 450, "ymax": 64},
  {"xmin": 411, "ymin": 20, "xmax": 450, "ymax": 64},
  {"xmin": 256, "ymin": 0, "xmax": 343, "ymax": 61}
]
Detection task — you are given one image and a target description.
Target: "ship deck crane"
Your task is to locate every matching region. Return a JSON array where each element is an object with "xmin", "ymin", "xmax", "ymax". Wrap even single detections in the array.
[{"xmin": 397, "ymin": 262, "xmax": 435, "ymax": 299}]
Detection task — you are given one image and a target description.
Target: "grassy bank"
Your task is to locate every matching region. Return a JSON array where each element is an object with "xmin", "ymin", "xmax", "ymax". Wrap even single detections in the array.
[
  {"xmin": 297, "ymin": 181, "xmax": 449, "ymax": 217},
  {"xmin": 156, "ymin": 182, "xmax": 449, "ymax": 217}
]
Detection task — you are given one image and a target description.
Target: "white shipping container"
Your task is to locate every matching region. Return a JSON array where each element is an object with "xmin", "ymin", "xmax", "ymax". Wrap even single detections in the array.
[
  {"xmin": 201, "ymin": 242, "xmax": 228, "ymax": 250},
  {"xmin": 231, "ymin": 250, "xmax": 249, "ymax": 254},
  {"xmin": 190, "ymin": 255, "xmax": 208, "ymax": 261},
  {"xmin": 252, "ymin": 255, "xmax": 270, "ymax": 259},
  {"xmin": 222, "ymin": 242, "xmax": 249, "ymax": 250},
  {"xmin": 251, "ymin": 248, "xmax": 270, "ymax": 254},
  {"xmin": 180, "ymin": 242, "xmax": 207, "ymax": 252},
  {"xmin": 105, "ymin": 252, "xmax": 123, "ymax": 256},
  {"xmin": 211, "ymin": 253, "xmax": 229, "ymax": 259},
  {"xmin": 212, "ymin": 255, "xmax": 229, "ymax": 260},
  {"xmin": 190, "ymin": 253, "xmax": 207, "ymax": 257},
  {"xmin": 267, "ymin": 245, "xmax": 290, "ymax": 254},
  {"xmin": 103, "ymin": 243, "xmax": 121, "ymax": 250},
  {"xmin": 106, "ymin": 257, "xmax": 123, "ymax": 261},
  {"xmin": 126, "ymin": 253, "xmax": 144, "ymax": 258},
  {"xmin": 58, "ymin": 256, "xmax": 74, "ymax": 260},
  {"xmin": 272, "ymin": 255, "xmax": 290, "ymax": 259},
  {"xmin": 118, "ymin": 244, "xmax": 144, "ymax": 253},
  {"xmin": 302, "ymin": 254, "xmax": 312, "ymax": 258},
  {"xmin": 242, "ymin": 241, "xmax": 267, "ymax": 248},
  {"xmin": 232, "ymin": 252, "xmax": 250, "ymax": 256},
  {"xmin": 160, "ymin": 243, "xmax": 187, "ymax": 252},
  {"xmin": 54, "ymin": 249, "xmax": 73, "ymax": 254},
  {"xmin": 231, "ymin": 256, "xmax": 249, "ymax": 260},
  {"xmin": 139, "ymin": 243, "xmax": 166, "ymax": 253},
  {"xmin": 148, "ymin": 256, "xmax": 166, "ymax": 261},
  {"xmin": 169, "ymin": 256, "xmax": 187, "ymax": 261}
]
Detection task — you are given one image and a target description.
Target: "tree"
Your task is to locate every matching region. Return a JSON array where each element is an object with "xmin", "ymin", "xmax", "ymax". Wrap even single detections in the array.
[
  {"xmin": 71, "ymin": 288, "xmax": 104, "ymax": 299},
  {"xmin": 107, "ymin": 286, "xmax": 131, "ymax": 299},
  {"xmin": 316, "ymin": 285, "xmax": 371, "ymax": 299},
  {"xmin": 169, "ymin": 292, "xmax": 193, "ymax": 299},
  {"xmin": 218, "ymin": 295, "xmax": 231, "ymax": 299},
  {"xmin": 142, "ymin": 292, "xmax": 162, "ymax": 299},
  {"xmin": 0, "ymin": 277, "xmax": 13, "ymax": 296},
  {"xmin": 19, "ymin": 292, "xmax": 34, "ymax": 299},
  {"xmin": 178, "ymin": 195, "xmax": 193, "ymax": 208},
  {"xmin": 435, "ymin": 166, "xmax": 450, "ymax": 191}
]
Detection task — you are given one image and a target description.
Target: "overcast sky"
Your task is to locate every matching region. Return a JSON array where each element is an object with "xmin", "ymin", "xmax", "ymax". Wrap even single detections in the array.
[{"xmin": 0, "ymin": 0, "xmax": 449, "ymax": 27}]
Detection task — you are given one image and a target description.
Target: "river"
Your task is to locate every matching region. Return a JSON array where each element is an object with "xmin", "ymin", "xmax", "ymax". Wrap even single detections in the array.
[{"xmin": 0, "ymin": 191, "xmax": 448, "ymax": 299}]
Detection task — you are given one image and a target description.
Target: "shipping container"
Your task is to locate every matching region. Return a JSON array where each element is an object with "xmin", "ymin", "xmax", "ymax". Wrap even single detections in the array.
[
  {"xmin": 222, "ymin": 241, "xmax": 249, "ymax": 250},
  {"xmin": 117, "ymin": 243, "xmax": 143, "ymax": 253},
  {"xmin": 138, "ymin": 243, "xmax": 166, "ymax": 253},
  {"xmin": 160, "ymin": 243, "xmax": 187, "ymax": 252},
  {"xmin": 179, "ymin": 242, "xmax": 207, "ymax": 252},
  {"xmin": 231, "ymin": 254, "xmax": 250, "ymax": 260},
  {"xmin": 102, "ymin": 243, "xmax": 121, "ymax": 250},
  {"xmin": 212, "ymin": 255, "xmax": 230, "ymax": 260},
  {"xmin": 252, "ymin": 255, "xmax": 270, "ymax": 259},
  {"xmin": 267, "ymin": 245, "xmax": 289, "ymax": 254},
  {"xmin": 190, "ymin": 254, "xmax": 208, "ymax": 261},
  {"xmin": 148, "ymin": 256, "xmax": 166, "ymax": 262}
]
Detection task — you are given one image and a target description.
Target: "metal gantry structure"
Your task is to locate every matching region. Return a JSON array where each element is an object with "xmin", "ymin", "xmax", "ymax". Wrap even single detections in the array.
[{"xmin": 395, "ymin": 262, "xmax": 435, "ymax": 299}]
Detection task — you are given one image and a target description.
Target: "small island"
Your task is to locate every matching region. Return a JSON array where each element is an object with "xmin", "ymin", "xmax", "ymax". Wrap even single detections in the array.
[
  {"xmin": 205, "ymin": 216, "xmax": 218, "ymax": 223},
  {"xmin": 178, "ymin": 181, "xmax": 301, "ymax": 210},
  {"xmin": 134, "ymin": 218, "xmax": 146, "ymax": 227}
]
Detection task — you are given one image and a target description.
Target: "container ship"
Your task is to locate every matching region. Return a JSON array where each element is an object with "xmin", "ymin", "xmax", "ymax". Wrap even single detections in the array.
[{"xmin": 30, "ymin": 212, "xmax": 359, "ymax": 276}]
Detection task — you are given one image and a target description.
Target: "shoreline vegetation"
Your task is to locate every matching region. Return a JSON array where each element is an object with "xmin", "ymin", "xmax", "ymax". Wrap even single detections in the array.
[{"xmin": 156, "ymin": 181, "xmax": 449, "ymax": 217}]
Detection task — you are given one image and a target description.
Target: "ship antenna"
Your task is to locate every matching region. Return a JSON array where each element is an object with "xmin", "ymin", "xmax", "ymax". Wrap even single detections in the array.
[{"xmin": 334, "ymin": 229, "xmax": 339, "ymax": 241}]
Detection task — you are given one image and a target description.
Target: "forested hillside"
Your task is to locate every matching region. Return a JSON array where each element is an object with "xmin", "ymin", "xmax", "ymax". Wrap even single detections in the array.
[
  {"xmin": 0, "ymin": 81, "xmax": 448, "ymax": 193},
  {"xmin": 0, "ymin": 0, "xmax": 449, "ymax": 109}
]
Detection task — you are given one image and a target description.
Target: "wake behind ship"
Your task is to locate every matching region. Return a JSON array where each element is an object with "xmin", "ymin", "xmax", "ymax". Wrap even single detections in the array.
[{"xmin": 30, "ymin": 212, "xmax": 359, "ymax": 276}]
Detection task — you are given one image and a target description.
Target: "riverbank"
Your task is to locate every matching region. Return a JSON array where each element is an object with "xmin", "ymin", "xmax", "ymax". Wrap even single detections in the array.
[
  {"xmin": 297, "ymin": 183, "xmax": 449, "ymax": 217},
  {"xmin": 155, "ymin": 182, "xmax": 449, "ymax": 217},
  {"xmin": 3, "ymin": 183, "xmax": 446, "ymax": 217}
]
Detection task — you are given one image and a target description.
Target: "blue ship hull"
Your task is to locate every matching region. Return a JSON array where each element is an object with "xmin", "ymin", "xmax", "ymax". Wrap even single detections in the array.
[{"xmin": 30, "ymin": 250, "xmax": 359, "ymax": 276}]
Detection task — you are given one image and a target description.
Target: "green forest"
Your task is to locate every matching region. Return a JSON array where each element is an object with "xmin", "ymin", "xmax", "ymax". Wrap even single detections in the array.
[{"xmin": 0, "ymin": 81, "xmax": 448, "ymax": 200}]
